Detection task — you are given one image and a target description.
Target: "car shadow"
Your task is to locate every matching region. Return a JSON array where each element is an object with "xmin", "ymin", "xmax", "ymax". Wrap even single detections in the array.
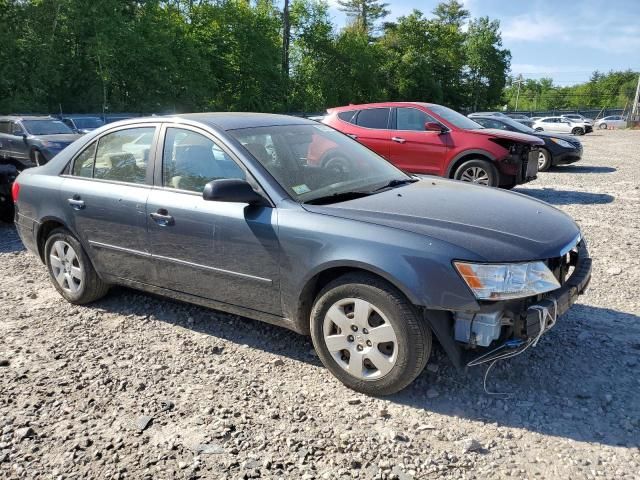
[
  {"xmin": 553, "ymin": 165, "xmax": 616, "ymax": 174},
  {"xmin": 392, "ymin": 304, "xmax": 640, "ymax": 449},
  {"xmin": 515, "ymin": 188, "xmax": 615, "ymax": 205},
  {"xmin": 0, "ymin": 223, "xmax": 25, "ymax": 253},
  {"xmin": 93, "ymin": 288, "xmax": 639, "ymax": 448}
]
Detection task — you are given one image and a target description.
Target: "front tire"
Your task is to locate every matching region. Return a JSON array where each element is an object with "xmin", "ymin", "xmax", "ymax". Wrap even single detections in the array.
[
  {"xmin": 537, "ymin": 148, "xmax": 552, "ymax": 172},
  {"xmin": 44, "ymin": 228, "xmax": 109, "ymax": 304},
  {"xmin": 599, "ymin": 123, "xmax": 607, "ymax": 130},
  {"xmin": 571, "ymin": 127, "xmax": 585, "ymax": 136},
  {"xmin": 310, "ymin": 273, "xmax": 431, "ymax": 396},
  {"xmin": 454, "ymin": 159, "xmax": 499, "ymax": 187},
  {"xmin": 30, "ymin": 149, "xmax": 46, "ymax": 166}
]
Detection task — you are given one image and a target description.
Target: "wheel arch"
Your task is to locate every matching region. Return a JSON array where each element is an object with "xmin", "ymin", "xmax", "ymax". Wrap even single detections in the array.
[
  {"xmin": 35, "ymin": 216, "xmax": 74, "ymax": 262},
  {"xmin": 292, "ymin": 262, "xmax": 422, "ymax": 335},
  {"xmin": 445, "ymin": 150, "xmax": 496, "ymax": 178}
]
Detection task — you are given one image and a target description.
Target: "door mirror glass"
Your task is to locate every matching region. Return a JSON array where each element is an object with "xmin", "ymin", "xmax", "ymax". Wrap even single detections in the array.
[
  {"xmin": 424, "ymin": 121, "xmax": 444, "ymax": 132},
  {"xmin": 202, "ymin": 178, "xmax": 266, "ymax": 205}
]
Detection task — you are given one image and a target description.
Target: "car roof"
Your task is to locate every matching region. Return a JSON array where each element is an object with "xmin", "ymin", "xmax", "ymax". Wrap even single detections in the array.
[
  {"xmin": 327, "ymin": 102, "xmax": 437, "ymax": 112},
  {"xmin": 0, "ymin": 115, "xmax": 55, "ymax": 121},
  {"xmin": 105, "ymin": 112, "xmax": 316, "ymax": 131}
]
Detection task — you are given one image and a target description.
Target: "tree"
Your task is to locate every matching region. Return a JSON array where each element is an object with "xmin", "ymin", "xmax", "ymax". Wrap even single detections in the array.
[
  {"xmin": 464, "ymin": 16, "xmax": 510, "ymax": 110},
  {"xmin": 337, "ymin": 0, "xmax": 389, "ymax": 34}
]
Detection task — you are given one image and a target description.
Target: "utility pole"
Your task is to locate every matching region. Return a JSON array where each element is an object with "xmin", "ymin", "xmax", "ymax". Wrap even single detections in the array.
[
  {"xmin": 513, "ymin": 77, "xmax": 524, "ymax": 112},
  {"xmin": 630, "ymin": 73, "xmax": 640, "ymax": 125}
]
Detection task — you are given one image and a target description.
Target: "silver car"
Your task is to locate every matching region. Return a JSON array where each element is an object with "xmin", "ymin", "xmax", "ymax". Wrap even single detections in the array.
[
  {"xmin": 595, "ymin": 115, "xmax": 627, "ymax": 130},
  {"xmin": 532, "ymin": 117, "xmax": 590, "ymax": 136}
]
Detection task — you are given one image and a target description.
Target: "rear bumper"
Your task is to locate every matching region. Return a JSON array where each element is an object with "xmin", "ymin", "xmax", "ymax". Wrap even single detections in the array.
[{"xmin": 14, "ymin": 212, "xmax": 39, "ymax": 255}]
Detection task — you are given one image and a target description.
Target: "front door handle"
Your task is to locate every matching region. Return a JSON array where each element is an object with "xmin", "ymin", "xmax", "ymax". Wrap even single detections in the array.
[
  {"xmin": 347, "ymin": 134, "xmax": 358, "ymax": 139},
  {"xmin": 391, "ymin": 136, "xmax": 406, "ymax": 144},
  {"xmin": 150, "ymin": 209, "xmax": 174, "ymax": 227},
  {"xmin": 67, "ymin": 196, "xmax": 85, "ymax": 210}
]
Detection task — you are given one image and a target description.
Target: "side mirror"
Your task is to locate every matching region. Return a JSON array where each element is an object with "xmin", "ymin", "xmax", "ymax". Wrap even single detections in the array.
[
  {"xmin": 202, "ymin": 178, "xmax": 267, "ymax": 206},
  {"xmin": 22, "ymin": 134, "xmax": 27, "ymax": 143},
  {"xmin": 425, "ymin": 121, "xmax": 446, "ymax": 133}
]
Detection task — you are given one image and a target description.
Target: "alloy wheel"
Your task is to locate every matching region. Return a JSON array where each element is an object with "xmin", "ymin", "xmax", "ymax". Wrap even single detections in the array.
[
  {"xmin": 49, "ymin": 240, "xmax": 83, "ymax": 294},
  {"xmin": 460, "ymin": 166, "xmax": 490, "ymax": 185},
  {"xmin": 538, "ymin": 151, "xmax": 547, "ymax": 169},
  {"xmin": 322, "ymin": 298, "xmax": 398, "ymax": 380}
]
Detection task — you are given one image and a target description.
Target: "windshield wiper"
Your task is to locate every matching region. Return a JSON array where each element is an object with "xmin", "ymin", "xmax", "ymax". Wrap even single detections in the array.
[
  {"xmin": 370, "ymin": 177, "xmax": 418, "ymax": 192},
  {"xmin": 304, "ymin": 190, "xmax": 372, "ymax": 205}
]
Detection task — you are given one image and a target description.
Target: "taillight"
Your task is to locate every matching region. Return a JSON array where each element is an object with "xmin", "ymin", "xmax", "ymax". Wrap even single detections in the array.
[{"xmin": 11, "ymin": 182, "xmax": 20, "ymax": 203}]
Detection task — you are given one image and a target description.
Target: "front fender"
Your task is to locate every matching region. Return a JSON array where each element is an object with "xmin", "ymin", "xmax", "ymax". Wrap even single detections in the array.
[{"xmin": 277, "ymin": 209, "xmax": 480, "ymax": 331}]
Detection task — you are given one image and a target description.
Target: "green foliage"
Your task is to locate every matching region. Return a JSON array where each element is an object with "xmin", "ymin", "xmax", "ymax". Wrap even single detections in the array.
[
  {"xmin": 337, "ymin": 0, "xmax": 389, "ymax": 34},
  {"xmin": 0, "ymin": 0, "xmax": 513, "ymax": 115},
  {"xmin": 504, "ymin": 71, "xmax": 638, "ymax": 111}
]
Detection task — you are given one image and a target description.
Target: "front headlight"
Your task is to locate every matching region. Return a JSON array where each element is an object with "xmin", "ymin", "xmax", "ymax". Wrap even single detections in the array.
[
  {"xmin": 454, "ymin": 261, "xmax": 560, "ymax": 300},
  {"xmin": 550, "ymin": 138, "xmax": 574, "ymax": 149}
]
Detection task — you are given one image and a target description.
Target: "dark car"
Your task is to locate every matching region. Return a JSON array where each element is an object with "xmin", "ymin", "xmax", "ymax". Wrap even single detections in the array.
[
  {"xmin": 0, "ymin": 116, "xmax": 82, "ymax": 168},
  {"xmin": 61, "ymin": 116, "xmax": 105, "ymax": 134},
  {"xmin": 0, "ymin": 164, "xmax": 18, "ymax": 222},
  {"xmin": 505, "ymin": 113, "xmax": 535, "ymax": 128},
  {"xmin": 323, "ymin": 102, "xmax": 543, "ymax": 188},
  {"xmin": 472, "ymin": 115, "xmax": 583, "ymax": 172},
  {"xmin": 12, "ymin": 113, "xmax": 592, "ymax": 395}
]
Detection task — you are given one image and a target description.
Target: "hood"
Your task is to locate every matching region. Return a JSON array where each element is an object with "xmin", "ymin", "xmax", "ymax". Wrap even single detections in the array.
[
  {"xmin": 303, "ymin": 179, "xmax": 580, "ymax": 262},
  {"xmin": 467, "ymin": 128, "xmax": 545, "ymax": 146},
  {"xmin": 533, "ymin": 131, "xmax": 581, "ymax": 144},
  {"xmin": 34, "ymin": 134, "xmax": 82, "ymax": 144}
]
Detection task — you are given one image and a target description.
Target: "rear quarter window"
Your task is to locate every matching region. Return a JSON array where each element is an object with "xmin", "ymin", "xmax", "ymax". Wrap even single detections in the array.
[{"xmin": 337, "ymin": 110, "xmax": 357, "ymax": 124}]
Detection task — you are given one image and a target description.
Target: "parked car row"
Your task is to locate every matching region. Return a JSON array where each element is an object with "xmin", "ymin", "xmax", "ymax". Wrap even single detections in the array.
[{"xmin": 12, "ymin": 112, "xmax": 592, "ymax": 395}]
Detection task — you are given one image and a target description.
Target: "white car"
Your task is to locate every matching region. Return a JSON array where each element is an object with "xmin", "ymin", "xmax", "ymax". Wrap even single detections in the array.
[
  {"xmin": 595, "ymin": 115, "xmax": 627, "ymax": 130},
  {"xmin": 532, "ymin": 116, "xmax": 591, "ymax": 136},
  {"xmin": 561, "ymin": 113, "xmax": 594, "ymax": 126}
]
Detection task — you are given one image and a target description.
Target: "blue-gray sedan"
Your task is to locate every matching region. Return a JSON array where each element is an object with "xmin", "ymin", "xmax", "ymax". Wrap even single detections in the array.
[{"xmin": 12, "ymin": 113, "xmax": 592, "ymax": 395}]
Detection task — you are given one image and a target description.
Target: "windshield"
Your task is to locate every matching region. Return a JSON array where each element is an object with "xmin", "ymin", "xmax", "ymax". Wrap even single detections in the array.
[
  {"xmin": 492, "ymin": 116, "xmax": 536, "ymax": 133},
  {"xmin": 429, "ymin": 105, "xmax": 483, "ymax": 130},
  {"xmin": 228, "ymin": 124, "xmax": 411, "ymax": 204},
  {"xmin": 72, "ymin": 117, "xmax": 104, "ymax": 129},
  {"xmin": 22, "ymin": 120, "xmax": 74, "ymax": 135}
]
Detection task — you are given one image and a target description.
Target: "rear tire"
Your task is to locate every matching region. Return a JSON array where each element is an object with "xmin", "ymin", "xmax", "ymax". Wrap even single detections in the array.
[
  {"xmin": 571, "ymin": 127, "xmax": 585, "ymax": 136},
  {"xmin": 44, "ymin": 228, "xmax": 109, "ymax": 304},
  {"xmin": 537, "ymin": 148, "xmax": 552, "ymax": 172},
  {"xmin": 454, "ymin": 159, "xmax": 499, "ymax": 187},
  {"xmin": 310, "ymin": 273, "xmax": 431, "ymax": 396}
]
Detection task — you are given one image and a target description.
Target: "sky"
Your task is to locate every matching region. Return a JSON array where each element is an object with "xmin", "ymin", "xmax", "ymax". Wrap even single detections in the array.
[{"xmin": 326, "ymin": 0, "xmax": 640, "ymax": 85}]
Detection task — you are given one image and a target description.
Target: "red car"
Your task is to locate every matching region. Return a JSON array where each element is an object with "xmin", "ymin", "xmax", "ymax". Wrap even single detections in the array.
[{"xmin": 322, "ymin": 102, "xmax": 544, "ymax": 187}]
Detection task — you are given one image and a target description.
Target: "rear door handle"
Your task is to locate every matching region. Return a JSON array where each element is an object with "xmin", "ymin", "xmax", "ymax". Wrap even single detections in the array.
[
  {"xmin": 150, "ymin": 209, "xmax": 174, "ymax": 227},
  {"xmin": 67, "ymin": 196, "xmax": 85, "ymax": 210},
  {"xmin": 391, "ymin": 137, "xmax": 406, "ymax": 144}
]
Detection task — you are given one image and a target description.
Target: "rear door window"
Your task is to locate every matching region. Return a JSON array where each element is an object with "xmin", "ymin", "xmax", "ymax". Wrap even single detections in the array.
[
  {"xmin": 88, "ymin": 127, "xmax": 155, "ymax": 184},
  {"xmin": 355, "ymin": 108, "xmax": 390, "ymax": 129},
  {"xmin": 72, "ymin": 142, "xmax": 97, "ymax": 177}
]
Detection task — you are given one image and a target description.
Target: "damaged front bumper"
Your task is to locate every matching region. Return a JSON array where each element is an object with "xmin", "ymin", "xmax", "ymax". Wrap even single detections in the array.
[{"xmin": 425, "ymin": 239, "xmax": 592, "ymax": 370}]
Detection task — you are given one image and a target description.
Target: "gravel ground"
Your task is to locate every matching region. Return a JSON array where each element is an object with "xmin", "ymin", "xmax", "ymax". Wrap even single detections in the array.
[{"xmin": 1, "ymin": 129, "xmax": 639, "ymax": 480}]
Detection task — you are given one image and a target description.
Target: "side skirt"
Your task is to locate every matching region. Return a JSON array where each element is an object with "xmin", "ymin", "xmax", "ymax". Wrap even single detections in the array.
[{"xmin": 102, "ymin": 274, "xmax": 305, "ymax": 335}]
